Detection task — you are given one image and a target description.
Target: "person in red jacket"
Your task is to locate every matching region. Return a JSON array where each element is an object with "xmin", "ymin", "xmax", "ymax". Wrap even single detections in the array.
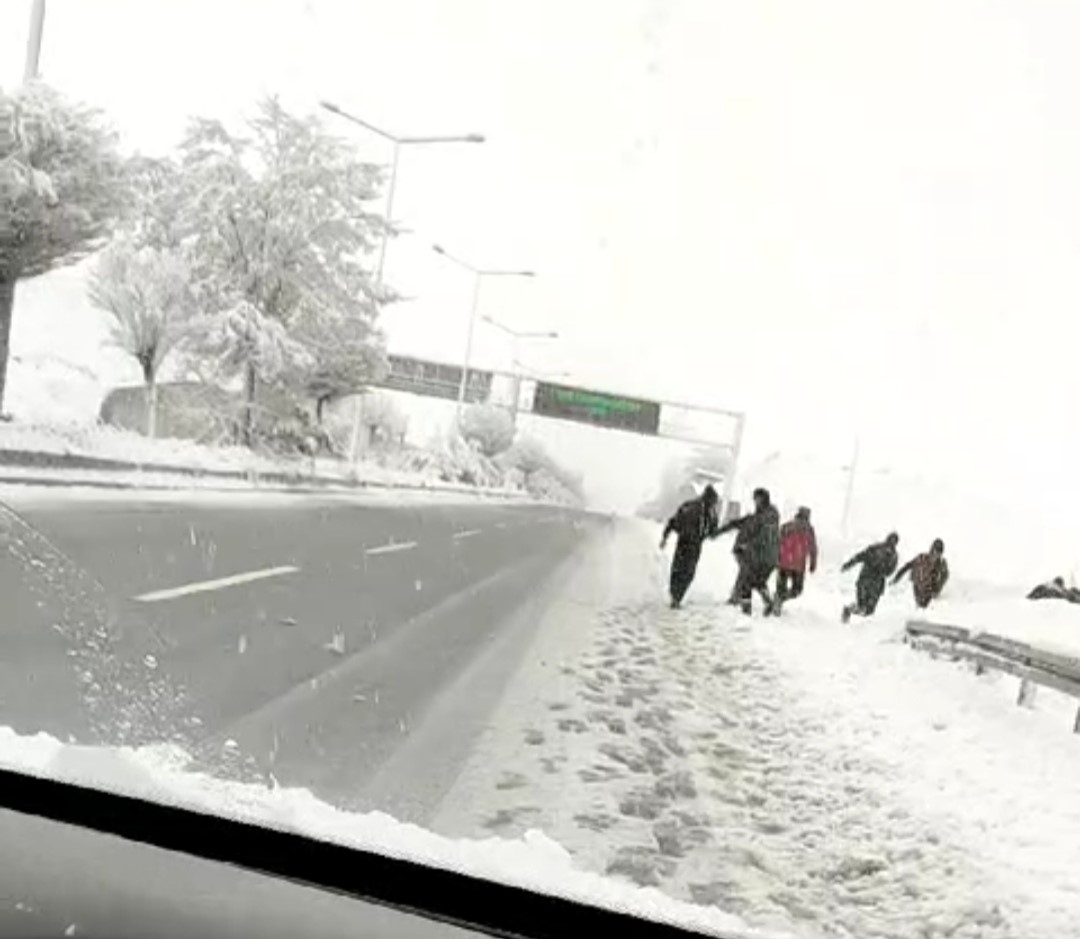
[{"xmin": 774, "ymin": 506, "xmax": 818, "ymax": 614}]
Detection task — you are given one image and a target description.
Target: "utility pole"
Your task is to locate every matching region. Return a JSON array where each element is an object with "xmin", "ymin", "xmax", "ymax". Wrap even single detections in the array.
[{"xmin": 841, "ymin": 434, "xmax": 860, "ymax": 537}]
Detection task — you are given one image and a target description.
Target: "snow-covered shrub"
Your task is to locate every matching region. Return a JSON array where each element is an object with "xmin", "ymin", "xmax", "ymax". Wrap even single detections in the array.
[{"xmin": 459, "ymin": 403, "xmax": 516, "ymax": 457}]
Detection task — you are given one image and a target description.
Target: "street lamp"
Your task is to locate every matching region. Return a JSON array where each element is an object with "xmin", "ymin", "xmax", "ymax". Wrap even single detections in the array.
[
  {"xmin": 319, "ymin": 101, "xmax": 484, "ymax": 461},
  {"xmin": 24, "ymin": 0, "xmax": 46, "ymax": 83},
  {"xmin": 481, "ymin": 315, "xmax": 558, "ymax": 427},
  {"xmin": 319, "ymin": 101, "xmax": 485, "ymax": 286},
  {"xmin": 431, "ymin": 244, "xmax": 535, "ymax": 420}
]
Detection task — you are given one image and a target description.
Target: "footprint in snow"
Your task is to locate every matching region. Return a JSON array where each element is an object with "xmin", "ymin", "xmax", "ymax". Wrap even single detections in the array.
[
  {"xmin": 574, "ymin": 812, "xmax": 619, "ymax": 832},
  {"xmin": 495, "ymin": 772, "xmax": 529, "ymax": 791},
  {"xmin": 605, "ymin": 846, "xmax": 677, "ymax": 888},
  {"xmin": 482, "ymin": 806, "xmax": 540, "ymax": 831}
]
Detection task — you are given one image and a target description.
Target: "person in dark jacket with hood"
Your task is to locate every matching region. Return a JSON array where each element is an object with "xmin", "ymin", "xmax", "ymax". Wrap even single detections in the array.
[
  {"xmin": 717, "ymin": 487, "xmax": 781, "ymax": 616},
  {"xmin": 660, "ymin": 484, "xmax": 720, "ymax": 609},
  {"xmin": 841, "ymin": 532, "xmax": 899, "ymax": 622},
  {"xmin": 893, "ymin": 538, "xmax": 949, "ymax": 610}
]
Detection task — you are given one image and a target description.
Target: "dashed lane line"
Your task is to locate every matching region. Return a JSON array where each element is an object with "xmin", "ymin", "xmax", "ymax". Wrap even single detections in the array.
[
  {"xmin": 453, "ymin": 529, "xmax": 482, "ymax": 541},
  {"xmin": 133, "ymin": 565, "xmax": 300, "ymax": 603},
  {"xmin": 365, "ymin": 540, "xmax": 418, "ymax": 557}
]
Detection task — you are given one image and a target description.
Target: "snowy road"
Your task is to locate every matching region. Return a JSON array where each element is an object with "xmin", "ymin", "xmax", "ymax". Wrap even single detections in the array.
[
  {"xmin": 436, "ymin": 521, "xmax": 1080, "ymax": 939},
  {"xmin": 0, "ymin": 486, "xmax": 599, "ymax": 815}
]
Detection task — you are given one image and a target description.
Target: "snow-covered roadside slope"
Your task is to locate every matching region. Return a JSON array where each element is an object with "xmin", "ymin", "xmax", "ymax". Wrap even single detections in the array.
[{"xmin": 436, "ymin": 519, "xmax": 1080, "ymax": 939}]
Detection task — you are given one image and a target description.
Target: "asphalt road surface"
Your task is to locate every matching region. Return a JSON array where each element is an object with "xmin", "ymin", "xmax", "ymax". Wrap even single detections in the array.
[{"xmin": 0, "ymin": 486, "xmax": 602, "ymax": 823}]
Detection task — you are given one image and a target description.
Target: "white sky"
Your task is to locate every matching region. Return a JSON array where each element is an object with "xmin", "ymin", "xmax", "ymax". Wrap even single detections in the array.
[{"xmin": 4, "ymin": 0, "xmax": 1080, "ymax": 516}]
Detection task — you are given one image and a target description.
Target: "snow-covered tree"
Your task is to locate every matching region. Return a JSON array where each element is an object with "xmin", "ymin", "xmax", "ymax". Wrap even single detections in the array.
[
  {"xmin": 459, "ymin": 403, "xmax": 516, "ymax": 457},
  {"xmin": 175, "ymin": 97, "xmax": 387, "ymax": 445},
  {"xmin": 289, "ymin": 310, "xmax": 389, "ymax": 423},
  {"xmin": 358, "ymin": 392, "xmax": 407, "ymax": 447},
  {"xmin": 87, "ymin": 240, "xmax": 196, "ymax": 438},
  {"xmin": 502, "ymin": 436, "xmax": 585, "ymax": 505},
  {"xmin": 119, "ymin": 155, "xmax": 186, "ymax": 251},
  {"xmin": 0, "ymin": 83, "xmax": 126, "ymax": 412}
]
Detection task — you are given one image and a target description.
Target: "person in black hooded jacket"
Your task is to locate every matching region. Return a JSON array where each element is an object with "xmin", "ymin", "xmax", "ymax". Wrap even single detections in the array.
[
  {"xmin": 661, "ymin": 484, "xmax": 720, "ymax": 609},
  {"xmin": 841, "ymin": 532, "xmax": 899, "ymax": 622},
  {"xmin": 717, "ymin": 487, "xmax": 781, "ymax": 615}
]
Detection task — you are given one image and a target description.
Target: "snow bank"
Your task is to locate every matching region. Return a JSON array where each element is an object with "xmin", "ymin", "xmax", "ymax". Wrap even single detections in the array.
[
  {"xmin": 0, "ymin": 728, "xmax": 764, "ymax": 939},
  {"xmin": 0, "ymin": 421, "xmax": 331, "ymax": 474},
  {"xmin": 0, "ymin": 421, "xmax": 531, "ymax": 501},
  {"xmin": 929, "ymin": 597, "xmax": 1080, "ymax": 661}
]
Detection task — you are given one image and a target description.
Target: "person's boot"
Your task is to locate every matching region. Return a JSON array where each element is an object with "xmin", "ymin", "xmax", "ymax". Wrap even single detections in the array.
[
  {"xmin": 740, "ymin": 600, "xmax": 752, "ymax": 616},
  {"xmin": 841, "ymin": 604, "xmax": 853, "ymax": 624}
]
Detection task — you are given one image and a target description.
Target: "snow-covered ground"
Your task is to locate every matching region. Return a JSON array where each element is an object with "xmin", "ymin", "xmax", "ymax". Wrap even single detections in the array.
[
  {"xmin": 0, "ymin": 504, "xmax": 1078, "ymax": 936},
  {"xmin": 434, "ymin": 519, "xmax": 1080, "ymax": 939},
  {"xmin": 0, "ymin": 729, "xmax": 767, "ymax": 939}
]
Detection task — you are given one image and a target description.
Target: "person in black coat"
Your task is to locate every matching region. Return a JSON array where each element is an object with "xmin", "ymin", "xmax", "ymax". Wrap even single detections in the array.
[
  {"xmin": 717, "ymin": 487, "xmax": 781, "ymax": 616},
  {"xmin": 660, "ymin": 484, "xmax": 720, "ymax": 609},
  {"xmin": 841, "ymin": 532, "xmax": 899, "ymax": 622}
]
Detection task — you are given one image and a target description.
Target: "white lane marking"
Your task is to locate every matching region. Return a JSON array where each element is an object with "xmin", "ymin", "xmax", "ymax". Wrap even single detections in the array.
[
  {"xmin": 134, "ymin": 565, "xmax": 299, "ymax": 603},
  {"xmin": 365, "ymin": 540, "xmax": 418, "ymax": 557},
  {"xmin": 453, "ymin": 529, "xmax": 481, "ymax": 540}
]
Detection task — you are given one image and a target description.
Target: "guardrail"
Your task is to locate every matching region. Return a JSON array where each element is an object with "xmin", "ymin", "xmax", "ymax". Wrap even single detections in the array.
[{"xmin": 905, "ymin": 619, "xmax": 1080, "ymax": 734}]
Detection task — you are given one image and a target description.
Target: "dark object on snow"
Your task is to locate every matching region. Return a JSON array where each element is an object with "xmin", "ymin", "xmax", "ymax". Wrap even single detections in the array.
[
  {"xmin": 893, "ymin": 538, "xmax": 949, "ymax": 610},
  {"xmin": 775, "ymin": 506, "xmax": 818, "ymax": 614},
  {"xmin": 841, "ymin": 532, "xmax": 899, "ymax": 621},
  {"xmin": 1027, "ymin": 577, "xmax": 1080, "ymax": 603},
  {"xmin": 661, "ymin": 484, "xmax": 720, "ymax": 609},
  {"xmin": 718, "ymin": 488, "xmax": 780, "ymax": 615}
]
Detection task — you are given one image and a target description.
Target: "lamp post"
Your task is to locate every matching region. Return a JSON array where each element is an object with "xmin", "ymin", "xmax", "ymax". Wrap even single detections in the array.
[
  {"xmin": 430, "ymin": 244, "xmax": 535, "ymax": 423},
  {"xmin": 481, "ymin": 315, "xmax": 557, "ymax": 426},
  {"xmin": 24, "ymin": 0, "xmax": 45, "ymax": 83},
  {"xmin": 319, "ymin": 101, "xmax": 485, "ymax": 458}
]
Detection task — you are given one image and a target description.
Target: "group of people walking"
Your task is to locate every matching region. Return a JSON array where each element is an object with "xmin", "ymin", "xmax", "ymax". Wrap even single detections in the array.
[{"xmin": 660, "ymin": 484, "xmax": 950, "ymax": 619}]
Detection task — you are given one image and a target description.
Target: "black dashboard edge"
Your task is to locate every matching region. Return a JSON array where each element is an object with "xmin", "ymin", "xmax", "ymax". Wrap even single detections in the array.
[{"xmin": 0, "ymin": 766, "xmax": 720, "ymax": 939}]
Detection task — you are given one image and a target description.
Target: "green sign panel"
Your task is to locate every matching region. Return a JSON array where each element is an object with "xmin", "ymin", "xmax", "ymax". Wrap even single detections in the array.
[{"xmin": 532, "ymin": 382, "xmax": 661, "ymax": 435}]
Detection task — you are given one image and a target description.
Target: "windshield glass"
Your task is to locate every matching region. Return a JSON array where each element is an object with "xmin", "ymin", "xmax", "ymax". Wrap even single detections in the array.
[{"xmin": 2, "ymin": 2, "xmax": 1080, "ymax": 937}]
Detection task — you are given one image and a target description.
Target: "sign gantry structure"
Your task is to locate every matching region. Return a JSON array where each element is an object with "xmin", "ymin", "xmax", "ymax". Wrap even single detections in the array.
[{"xmin": 374, "ymin": 354, "xmax": 745, "ymax": 515}]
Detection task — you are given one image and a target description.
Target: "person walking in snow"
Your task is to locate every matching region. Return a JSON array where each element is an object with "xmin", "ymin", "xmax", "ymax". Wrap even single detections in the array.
[
  {"xmin": 840, "ymin": 532, "xmax": 899, "ymax": 622},
  {"xmin": 660, "ymin": 484, "xmax": 721, "ymax": 609},
  {"xmin": 893, "ymin": 538, "xmax": 949, "ymax": 610},
  {"xmin": 717, "ymin": 487, "xmax": 781, "ymax": 616},
  {"xmin": 774, "ymin": 506, "xmax": 818, "ymax": 615}
]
